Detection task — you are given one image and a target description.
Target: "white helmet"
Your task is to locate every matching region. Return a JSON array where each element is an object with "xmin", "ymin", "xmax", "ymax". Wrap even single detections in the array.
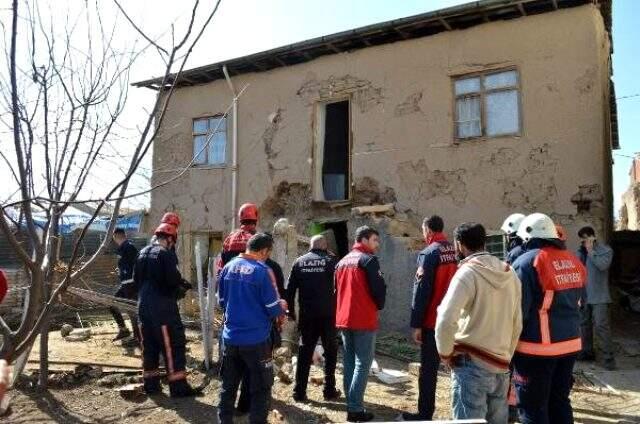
[
  {"xmin": 501, "ymin": 213, "xmax": 526, "ymax": 235},
  {"xmin": 517, "ymin": 213, "xmax": 558, "ymax": 242}
]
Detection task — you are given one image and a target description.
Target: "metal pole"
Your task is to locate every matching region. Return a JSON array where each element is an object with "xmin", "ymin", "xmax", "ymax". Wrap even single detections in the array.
[{"xmin": 195, "ymin": 242, "xmax": 210, "ymax": 370}]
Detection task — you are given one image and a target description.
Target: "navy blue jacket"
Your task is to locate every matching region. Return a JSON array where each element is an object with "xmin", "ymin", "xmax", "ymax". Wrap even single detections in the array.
[
  {"xmin": 512, "ymin": 239, "xmax": 586, "ymax": 357},
  {"xmin": 286, "ymin": 249, "xmax": 337, "ymax": 321},
  {"xmin": 505, "ymin": 237, "xmax": 525, "ymax": 265},
  {"xmin": 117, "ymin": 240, "xmax": 138, "ymax": 281}
]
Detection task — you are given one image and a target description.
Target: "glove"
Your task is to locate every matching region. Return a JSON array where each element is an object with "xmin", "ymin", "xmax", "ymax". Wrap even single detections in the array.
[{"xmin": 175, "ymin": 280, "xmax": 193, "ymax": 300}]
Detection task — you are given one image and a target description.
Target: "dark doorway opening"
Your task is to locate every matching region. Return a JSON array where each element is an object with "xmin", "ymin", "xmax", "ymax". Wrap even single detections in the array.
[
  {"xmin": 324, "ymin": 221, "xmax": 349, "ymax": 259},
  {"xmin": 322, "ymin": 100, "xmax": 350, "ymax": 201}
]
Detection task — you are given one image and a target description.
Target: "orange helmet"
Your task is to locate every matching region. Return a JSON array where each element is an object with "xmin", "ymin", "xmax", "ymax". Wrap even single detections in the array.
[
  {"xmin": 555, "ymin": 225, "xmax": 567, "ymax": 241},
  {"xmin": 161, "ymin": 212, "xmax": 181, "ymax": 227},
  {"xmin": 238, "ymin": 203, "xmax": 258, "ymax": 222},
  {"xmin": 155, "ymin": 223, "xmax": 177, "ymax": 240}
]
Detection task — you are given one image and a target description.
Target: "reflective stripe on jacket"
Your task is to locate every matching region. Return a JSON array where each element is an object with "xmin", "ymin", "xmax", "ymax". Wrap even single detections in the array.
[{"xmin": 513, "ymin": 239, "xmax": 586, "ymax": 356}]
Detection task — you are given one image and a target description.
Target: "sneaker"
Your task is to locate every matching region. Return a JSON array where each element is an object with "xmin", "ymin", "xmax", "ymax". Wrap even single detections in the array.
[
  {"xmin": 347, "ymin": 410, "xmax": 374, "ymax": 423},
  {"xmin": 323, "ymin": 388, "xmax": 341, "ymax": 401},
  {"xmin": 113, "ymin": 328, "xmax": 131, "ymax": 341},
  {"xmin": 604, "ymin": 359, "xmax": 617, "ymax": 371},
  {"xmin": 577, "ymin": 351, "xmax": 595, "ymax": 361},
  {"xmin": 293, "ymin": 392, "xmax": 308, "ymax": 403}
]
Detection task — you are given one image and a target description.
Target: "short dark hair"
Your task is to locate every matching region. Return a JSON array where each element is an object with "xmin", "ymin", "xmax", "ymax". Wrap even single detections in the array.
[
  {"xmin": 355, "ymin": 226, "xmax": 379, "ymax": 242},
  {"xmin": 247, "ymin": 232, "xmax": 273, "ymax": 252},
  {"xmin": 454, "ymin": 222, "xmax": 486, "ymax": 251},
  {"xmin": 578, "ymin": 226, "xmax": 596, "ymax": 238},
  {"xmin": 114, "ymin": 228, "xmax": 126, "ymax": 237},
  {"xmin": 423, "ymin": 215, "xmax": 444, "ymax": 233}
]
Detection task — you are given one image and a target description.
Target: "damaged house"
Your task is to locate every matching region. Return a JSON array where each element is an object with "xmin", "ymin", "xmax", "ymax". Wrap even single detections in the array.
[{"xmin": 135, "ymin": 0, "xmax": 618, "ymax": 330}]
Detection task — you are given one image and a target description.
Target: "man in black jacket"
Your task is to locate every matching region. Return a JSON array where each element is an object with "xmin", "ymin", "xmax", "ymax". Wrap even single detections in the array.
[
  {"xmin": 286, "ymin": 235, "xmax": 341, "ymax": 403},
  {"xmin": 134, "ymin": 223, "xmax": 197, "ymax": 397},
  {"xmin": 110, "ymin": 228, "xmax": 139, "ymax": 341}
]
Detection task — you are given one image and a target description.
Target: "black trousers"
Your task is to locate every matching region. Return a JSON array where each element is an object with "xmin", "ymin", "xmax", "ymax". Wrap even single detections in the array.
[
  {"xmin": 219, "ymin": 340, "xmax": 274, "ymax": 424},
  {"xmin": 140, "ymin": 315, "xmax": 187, "ymax": 393},
  {"xmin": 512, "ymin": 352, "xmax": 577, "ymax": 424},
  {"xmin": 417, "ymin": 328, "xmax": 440, "ymax": 420},
  {"xmin": 294, "ymin": 317, "xmax": 338, "ymax": 397},
  {"xmin": 109, "ymin": 283, "xmax": 140, "ymax": 340}
]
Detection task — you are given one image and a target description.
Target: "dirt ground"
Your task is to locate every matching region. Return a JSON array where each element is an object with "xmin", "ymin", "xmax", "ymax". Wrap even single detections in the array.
[{"xmin": 4, "ymin": 309, "xmax": 640, "ymax": 423}]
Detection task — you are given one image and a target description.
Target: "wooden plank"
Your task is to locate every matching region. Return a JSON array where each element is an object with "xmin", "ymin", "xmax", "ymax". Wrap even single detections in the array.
[{"xmin": 351, "ymin": 203, "xmax": 395, "ymax": 215}]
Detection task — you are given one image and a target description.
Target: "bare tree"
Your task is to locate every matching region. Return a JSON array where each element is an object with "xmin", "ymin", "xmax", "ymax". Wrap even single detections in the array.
[{"xmin": 0, "ymin": 0, "xmax": 222, "ymax": 387}]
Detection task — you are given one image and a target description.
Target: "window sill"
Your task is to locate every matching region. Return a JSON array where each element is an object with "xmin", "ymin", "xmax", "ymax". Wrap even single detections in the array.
[
  {"xmin": 191, "ymin": 164, "xmax": 227, "ymax": 170},
  {"xmin": 453, "ymin": 133, "xmax": 522, "ymax": 145}
]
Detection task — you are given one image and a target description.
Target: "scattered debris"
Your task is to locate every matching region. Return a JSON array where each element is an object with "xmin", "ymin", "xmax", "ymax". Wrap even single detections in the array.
[
  {"xmin": 60, "ymin": 324, "xmax": 74, "ymax": 337},
  {"xmin": 351, "ymin": 203, "xmax": 395, "ymax": 216},
  {"xmin": 270, "ymin": 409, "xmax": 285, "ymax": 422},
  {"xmin": 310, "ymin": 376, "xmax": 324, "ymax": 386},
  {"xmin": 116, "ymin": 383, "xmax": 145, "ymax": 400},
  {"xmin": 372, "ymin": 368, "xmax": 411, "ymax": 385},
  {"xmin": 408, "ymin": 362, "xmax": 421, "ymax": 377},
  {"xmin": 64, "ymin": 328, "xmax": 92, "ymax": 342}
]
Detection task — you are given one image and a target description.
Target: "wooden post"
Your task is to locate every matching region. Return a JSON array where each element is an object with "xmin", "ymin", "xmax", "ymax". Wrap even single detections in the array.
[{"xmin": 195, "ymin": 241, "xmax": 210, "ymax": 370}]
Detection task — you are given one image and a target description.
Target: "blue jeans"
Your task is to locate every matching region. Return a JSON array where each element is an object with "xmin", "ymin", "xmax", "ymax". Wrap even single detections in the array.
[
  {"xmin": 341, "ymin": 329, "xmax": 376, "ymax": 412},
  {"xmin": 451, "ymin": 356, "xmax": 510, "ymax": 424}
]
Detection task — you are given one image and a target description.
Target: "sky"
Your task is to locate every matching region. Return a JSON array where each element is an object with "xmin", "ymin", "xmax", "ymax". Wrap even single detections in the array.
[{"xmin": 1, "ymin": 0, "xmax": 638, "ymax": 215}]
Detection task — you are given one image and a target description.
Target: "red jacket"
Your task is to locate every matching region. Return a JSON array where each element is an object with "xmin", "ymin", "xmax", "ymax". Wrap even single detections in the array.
[
  {"xmin": 410, "ymin": 233, "xmax": 458, "ymax": 329},
  {"xmin": 335, "ymin": 243, "xmax": 386, "ymax": 330}
]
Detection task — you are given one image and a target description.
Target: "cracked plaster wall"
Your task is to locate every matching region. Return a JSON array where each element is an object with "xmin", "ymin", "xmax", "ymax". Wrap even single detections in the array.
[{"xmin": 149, "ymin": 5, "xmax": 613, "ymax": 328}]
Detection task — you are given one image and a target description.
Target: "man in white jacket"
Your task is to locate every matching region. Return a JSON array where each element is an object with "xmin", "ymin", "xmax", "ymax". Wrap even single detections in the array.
[{"xmin": 435, "ymin": 222, "xmax": 522, "ymax": 423}]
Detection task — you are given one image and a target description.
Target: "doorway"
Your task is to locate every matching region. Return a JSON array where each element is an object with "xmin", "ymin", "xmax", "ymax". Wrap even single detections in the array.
[{"xmin": 324, "ymin": 221, "xmax": 349, "ymax": 259}]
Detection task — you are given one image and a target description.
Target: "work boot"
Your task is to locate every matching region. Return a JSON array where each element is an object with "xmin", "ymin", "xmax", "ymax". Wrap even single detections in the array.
[
  {"xmin": 293, "ymin": 392, "xmax": 308, "ymax": 403},
  {"xmin": 398, "ymin": 412, "xmax": 428, "ymax": 421},
  {"xmin": 169, "ymin": 380, "xmax": 202, "ymax": 398},
  {"xmin": 577, "ymin": 351, "xmax": 595, "ymax": 361},
  {"xmin": 143, "ymin": 377, "xmax": 162, "ymax": 395},
  {"xmin": 323, "ymin": 388, "xmax": 341, "ymax": 401},
  {"xmin": 604, "ymin": 359, "xmax": 617, "ymax": 371},
  {"xmin": 113, "ymin": 327, "xmax": 131, "ymax": 341},
  {"xmin": 346, "ymin": 410, "xmax": 374, "ymax": 423}
]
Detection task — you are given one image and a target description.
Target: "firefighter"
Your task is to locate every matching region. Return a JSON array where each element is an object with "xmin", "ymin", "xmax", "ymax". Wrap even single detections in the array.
[
  {"xmin": 218, "ymin": 203, "xmax": 285, "ymax": 414},
  {"xmin": 511, "ymin": 213, "xmax": 587, "ymax": 423},
  {"xmin": 134, "ymin": 223, "xmax": 198, "ymax": 397},
  {"xmin": 285, "ymin": 234, "xmax": 341, "ymax": 403},
  {"xmin": 501, "ymin": 213, "xmax": 526, "ymax": 265},
  {"xmin": 401, "ymin": 215, "xmax": 457, "ymax": 421}
]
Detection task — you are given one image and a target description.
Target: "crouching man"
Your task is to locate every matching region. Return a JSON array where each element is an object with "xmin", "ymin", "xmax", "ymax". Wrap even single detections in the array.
[
  {"xmin": 435, "ymin": 222, "xmax": 522, "ymax": 423},
  {"xmin": 217, "ymin": 233, "xmax": 287, "ymax": 424}
]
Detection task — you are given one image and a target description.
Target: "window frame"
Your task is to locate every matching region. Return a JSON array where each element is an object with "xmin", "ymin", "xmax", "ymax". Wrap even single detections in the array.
[
  {"xmin": 452, "ymin": 67, "xmax": 522, "ymax": 142},
  {"xmin": 191, "ymin": 114, "xmax": 228, "ymax": 168}
]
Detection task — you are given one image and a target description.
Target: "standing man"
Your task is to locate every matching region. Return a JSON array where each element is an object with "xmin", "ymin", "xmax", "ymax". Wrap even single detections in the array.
[
  {"xmin": 577, "ymin": 226, "xmax": 615, "ymax": 370},
  {"xmin": 512, "ymin": 213, "xmax": 586, "ymax": 424},
  {"xmin": 217, "ymin": 233, "xmax": 287, "ymax": 424},
  {"xmin": 335, "ymin": 226, "xmax": 386, "ymax": 423},
  {"xmin": 435, "ymin": 222, "xmax": 522, "ymax": 423},
  {"xmin": 134, "ymin": 223, "xmax": 197, "ymax": 397},
  {"xmin": 110, "ymin": 228, "xmax": 139, "ymax": 342},
  {"xmin": 286, "ymin": 235, "xmax": 341, "ymax": 403},
  {"xmin": 502, "ymin": 213, "xmax": 526, "ymax": 265},
  {"xmin": 401, "ymin": 216, "xmax": 457, "ymax": 421}
]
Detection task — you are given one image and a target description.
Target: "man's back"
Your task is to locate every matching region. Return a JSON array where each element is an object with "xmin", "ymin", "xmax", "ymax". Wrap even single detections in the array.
[
  {"xmin": 218, "ymin": 255, "xmax": 282, "ymax": 346},
  {"xmin": 287, "ymin": 249, "xmax": 337, "ymax": 321}
]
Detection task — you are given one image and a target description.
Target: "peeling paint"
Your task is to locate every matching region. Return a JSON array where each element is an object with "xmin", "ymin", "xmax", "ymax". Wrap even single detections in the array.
[
  {"xmin": 500, "ymin": 144, "xmax": 558, "ymax": 210},
  {"xmin": 575, "ymin": 67, "xmax": 596, "ymax": 94},
  {"xmin": 297, "ymin": 75, "xmax": 383, "ymax": 113},
  {"xmin": 394, "ymin": 92, "xmax": 423, "ymax": 117},
  {"xmin": 261, "ymin": 108, "xmax": 286, "ymax": 180},
  {"xmin": 571, "ymin": 184, "xmax": 604, "ymax": 213},
  {"xmin": 353, "ymin": 177, "xmax": 397, "ymax": 205},
  {"xmin": 397, "ymin": 159, "xmax": 467, "ymax": 207}
]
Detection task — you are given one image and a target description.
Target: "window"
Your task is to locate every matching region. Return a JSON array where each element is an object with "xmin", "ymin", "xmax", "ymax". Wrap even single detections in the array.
[
  {"xmin": 313, "ymin": 100, "xmax": 350, "ymax": 201},
  {"xmin": 192, "ymin": 116, "xmax": 226, "ymax": 166},
  {"xmin": 486, "ymin": 234, "xmax": 506, "ymax": 260},
  {"xmin": 454, "ymin": 69, "xmax": 520, "ymax": 139}
]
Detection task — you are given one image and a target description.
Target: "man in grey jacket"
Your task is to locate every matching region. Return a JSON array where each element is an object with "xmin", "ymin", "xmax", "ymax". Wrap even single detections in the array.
[{"xmin": 577, "ymin": 226, "xmax": 615, "ymax": 370}]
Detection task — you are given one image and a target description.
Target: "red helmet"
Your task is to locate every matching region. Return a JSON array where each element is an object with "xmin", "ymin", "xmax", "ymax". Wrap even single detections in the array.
[
  {"xmin": 161, "ymin": 212, "xmax": 181, "ymax": 227},
  {"xmin": 155, "ymin": 223, "xmax": 177, "ymax": 240},
  {"xmin": 238, "ymin": 203, "xmax": 258, "ymax": 222}
]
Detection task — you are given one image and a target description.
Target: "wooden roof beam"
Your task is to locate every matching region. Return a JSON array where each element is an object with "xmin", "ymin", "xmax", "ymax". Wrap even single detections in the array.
[
  {"xmin": 326, "ymin": 42, "xmax": 342, "ymax": 53},
  {"xmin": 517, "ymin": 3, "xmax": 527, "ymax": 16},
  {"xmin": 439, "ymin": 17, "xmax": 452, "ymax": 30},
  {"xmin": 551, "ymin": 0, "xmax": 559, "ymax": 9}
]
